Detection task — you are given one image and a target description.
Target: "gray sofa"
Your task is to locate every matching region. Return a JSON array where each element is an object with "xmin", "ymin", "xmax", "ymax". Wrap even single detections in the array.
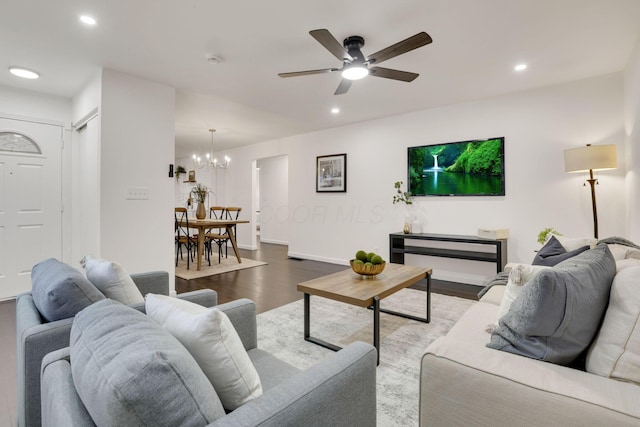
[
  {"xmin": 420, "ymin": 243, "xmax": 640, "ymax": 426},
  {"xmin": 16, "ymin": 270, "xmax": 217, "ymax": 427},
  {"xmin": 40, "ymin": 298, "xmax": 378, "ymax": 427}
]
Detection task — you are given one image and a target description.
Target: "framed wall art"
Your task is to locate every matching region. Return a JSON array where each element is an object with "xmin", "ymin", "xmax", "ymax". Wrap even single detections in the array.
[{"xmin": 316, "ymin": 153, "xmax": 347, "ymax": 193}]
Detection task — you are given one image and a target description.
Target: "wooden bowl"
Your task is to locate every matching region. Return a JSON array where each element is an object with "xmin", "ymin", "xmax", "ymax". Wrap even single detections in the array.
[{"xmin": 350, "ymin": 259, "xmax": 386, "ymax": 277}]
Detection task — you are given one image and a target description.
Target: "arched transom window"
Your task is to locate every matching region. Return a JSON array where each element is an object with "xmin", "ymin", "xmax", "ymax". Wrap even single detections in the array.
[{"xmin": 0, "ymin": 132, "xmax": 41, "ymax": 154}]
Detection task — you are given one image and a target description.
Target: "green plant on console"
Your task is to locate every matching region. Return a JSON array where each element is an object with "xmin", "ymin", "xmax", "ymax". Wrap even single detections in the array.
[
  {"xmin": 393, "ymin": 181, "xmax": 413, "ymax": 205},
  {"xmin": 537, "ymin": 227, "xmax": 562, "ymax": 245}
]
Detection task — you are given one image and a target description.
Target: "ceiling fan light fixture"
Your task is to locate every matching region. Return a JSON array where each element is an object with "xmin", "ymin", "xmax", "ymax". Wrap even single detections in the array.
[{"xmin": 342, "ymin": 65, "xmax": 369, "ymax": 80}]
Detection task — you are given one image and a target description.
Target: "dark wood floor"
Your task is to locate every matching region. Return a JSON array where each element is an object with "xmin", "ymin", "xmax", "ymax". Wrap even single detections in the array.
[
  {"xmin": 0, "ymin": 241, "xmax": 478, "ymax": 426},
  {"xmin": 176, "ymin": 241, "xmax": 479, "ymax": 314},
  {"xmin": 176, "ymin": 242, "xmax": 348, "ymax": 313}
]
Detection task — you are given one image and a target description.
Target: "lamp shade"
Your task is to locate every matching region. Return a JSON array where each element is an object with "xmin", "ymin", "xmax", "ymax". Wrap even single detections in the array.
[{"xmin": 564, "ymin": 144, "xmax": 617, "ymax": 173}]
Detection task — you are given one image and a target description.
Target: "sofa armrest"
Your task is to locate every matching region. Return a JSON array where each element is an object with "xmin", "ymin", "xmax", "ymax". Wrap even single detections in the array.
[
  {"xmin": 478, "ymin": 284, "xmax": 505, "ymax": 305},
  {"xmin": 131, "ymin": 271, "xmax": 169, "ymax": 296},
  {"xmin": 41, "ymin": 348, "xmax": 96, "ymax": 427},
  {"xmin": 17, "ymin": 293, "xmax": 75, "ymax": 427},
  {"xmin": 176, "ymin": 289, "xmax": 218, "ymax": 307},
  {"xmin": 420, "ymin": 338, "xmax": 640, "ymax": 426},
  {"xmin": 217, "ymin": 299, "xmax": 257, "ymax": 351},
  {"xmin": 208, "ymin": 341, "xmax": 377, "ymax": 427},
  {"xmin": 129, "ymin": 289, "xmax": 219, "ymax": 313}
]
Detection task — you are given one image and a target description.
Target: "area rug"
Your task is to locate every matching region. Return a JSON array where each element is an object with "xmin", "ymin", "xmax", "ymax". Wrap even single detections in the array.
[
  {"xmin": 175, "ymin": 257, "xmax": 267, "ymax": 279},
  {"xmin": 256, "ymin": 289, "xmax": 475, "ymax": 427}
]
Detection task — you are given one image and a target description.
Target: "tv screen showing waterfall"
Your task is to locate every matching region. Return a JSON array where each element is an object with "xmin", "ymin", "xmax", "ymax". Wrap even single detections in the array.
[{"xmin": 407, "ymin": 137, "xmax": 505, "ymax": 197}]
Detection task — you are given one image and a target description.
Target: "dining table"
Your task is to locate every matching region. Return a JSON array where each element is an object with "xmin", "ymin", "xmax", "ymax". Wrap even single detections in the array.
[{"xmin": 186, "ymin": 218, "xmax": 249, "ymax": 271}]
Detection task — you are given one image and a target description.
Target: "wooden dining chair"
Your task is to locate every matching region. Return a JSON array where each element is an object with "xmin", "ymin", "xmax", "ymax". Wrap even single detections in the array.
[
  {"xmin": 174, "ymin": 207, "xmax": 196, "ymax": 269},
  {"xmin": 223, "ymin": 207, "xmax": 242, "ymax": 258},
  {"xmin": 204, "ymin": 206, "xmax": 228, "ymax": 263}
]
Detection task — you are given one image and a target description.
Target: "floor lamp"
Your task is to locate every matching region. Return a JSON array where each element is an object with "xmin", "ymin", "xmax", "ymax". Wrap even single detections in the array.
[{"xmin": 563, "ymin": 144, "xmax": 618, "ymax": 239}]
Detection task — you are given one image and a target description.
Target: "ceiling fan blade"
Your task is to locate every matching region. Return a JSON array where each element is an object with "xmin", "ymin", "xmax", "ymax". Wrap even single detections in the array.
[
  {"xmin": 334, "ymin": 79, "xmax": 352, "ymax": 95},
  {"xmin": 310, "ymin": 29, "xmax": 353, "ymax": 62},
  {"xmin": 369, "ymin": 67, "xmax": 419, "ymax": 82},
  {"xmin": 366, "ymin": 32, "xmax": 432, "ymax": 65},
  {"xmin": 278, "ymin": 68, "xmax": 339, "ymax": 78}
]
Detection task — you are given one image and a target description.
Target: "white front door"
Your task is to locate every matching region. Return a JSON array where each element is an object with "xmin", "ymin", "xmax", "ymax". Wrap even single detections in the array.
[{"xmin": 0, "ymin": 117, "xmax": 63, "ymax": 299}]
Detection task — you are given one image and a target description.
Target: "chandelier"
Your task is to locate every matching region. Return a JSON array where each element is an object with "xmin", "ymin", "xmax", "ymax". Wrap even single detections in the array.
[{"xmin": 192, "ymin": 129, "xmax": 230, "ymax": 169}]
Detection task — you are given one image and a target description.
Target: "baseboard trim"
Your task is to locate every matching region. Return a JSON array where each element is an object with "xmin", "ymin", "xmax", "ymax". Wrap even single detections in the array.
[
  {"xmin": 259, "ymin": 238, "xmax": 288, "ymax": 245},
  {"xmin": 238, "ymin": 243, "xmax": 258, "ymax": 251},
  {"xmin": 431, "ymin": 271, "xmax": 486, "ymax": 287},
  {"xmin": 410, "ymin": 279, "xmax": 481, "ymax": 300},
  {"xmin": 286, "ymin": 251, "xmax": 348, "ymax": 266}
]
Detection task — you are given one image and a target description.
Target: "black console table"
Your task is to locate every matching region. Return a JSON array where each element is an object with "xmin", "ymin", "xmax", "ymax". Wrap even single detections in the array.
[{"xmin": 389, "ymin": 233, "xmax": 508, "ymax": 273}]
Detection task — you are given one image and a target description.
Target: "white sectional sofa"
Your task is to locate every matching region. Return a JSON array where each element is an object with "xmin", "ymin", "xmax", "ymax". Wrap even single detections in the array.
[{"xmin": 419, "ymin": 239, "xmax": 640, "ymax": 426}]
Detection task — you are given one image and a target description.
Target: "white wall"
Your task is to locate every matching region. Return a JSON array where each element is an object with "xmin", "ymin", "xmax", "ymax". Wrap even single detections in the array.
[
  {"xmin": 1, "ymin": 73, "xmax": 177, "ymax": 292},
  {"xmin": 100, "ymin": 70, "xmax": 176, "ymax": 282},
  {"xmin": 624, "ymin": 39, "xmax": 640, "ymax": 243},
  {"xmin": 221, "ymin": 73, "xmax": 627, "ymax": 284},
  {"xmin": 0, "ymin": 85, "xmax": 71, "ymax": 124},
  {"xmin": 257, "ymin": 155, "xmax": 289, "ymax": 245}
]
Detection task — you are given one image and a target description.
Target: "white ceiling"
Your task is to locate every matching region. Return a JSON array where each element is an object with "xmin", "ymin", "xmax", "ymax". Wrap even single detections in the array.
[{"xmin": 2, "ymin": 0, "xmax": 640, "ymax": 158}]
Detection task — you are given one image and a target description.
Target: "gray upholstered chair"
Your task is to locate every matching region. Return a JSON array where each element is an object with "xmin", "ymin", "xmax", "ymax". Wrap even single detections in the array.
[
  {"xmin": 16, "ymin": 270, "xmax": 217, "ymax": 427},
  {"xmin": 40, "ymin": 298, "xmax": 377, "ymax": 427}
]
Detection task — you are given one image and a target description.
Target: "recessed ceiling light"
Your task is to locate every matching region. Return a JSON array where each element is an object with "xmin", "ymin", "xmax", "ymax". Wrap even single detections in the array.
[
  {"xmin": 79, "ymin": 15, "xmax": 96, "ymax": 25},
  {"xmin": 514, "ymin": 63, "xmax": 527, "ymax": 71},
  {"xmin": 9, "ymin": 67, "xmax": 39, "ymax": 79},
  {"xmin": 331, "ymin": 108, "xmax": 340, "ymax": 114}
]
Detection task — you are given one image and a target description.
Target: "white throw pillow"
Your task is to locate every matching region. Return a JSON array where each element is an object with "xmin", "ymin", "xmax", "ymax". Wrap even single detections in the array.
[
  {"xmin": 145, "ymin": 294, "xmax": 263, "ymax": 411},
  {"xmin": 625, "ymin": 246, "xmax": 640, "ymax": 260},
  {"xmin": 80, "ymin": 256, "xmax": 144, "ymax": 305},
  {"xmin": 607, "ymin": 244, "xmax": 632, "ymax": 260},
  {"xmin": 496, "ymin": 264, "xmax": 552, "ymax": 321},
  {"xmin": 554, "ymin": 234, "xmax": 597, "ymax": 251},
  {"xmin": 586, "ymin": 266, "xmax": 640, "ymax": 384}
]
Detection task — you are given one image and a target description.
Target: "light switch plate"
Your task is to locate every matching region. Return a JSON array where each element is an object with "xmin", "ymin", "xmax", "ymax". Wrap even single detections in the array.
[{"xmin": 126, "ymin": 187, "xmax": 149, "ymax": 200}]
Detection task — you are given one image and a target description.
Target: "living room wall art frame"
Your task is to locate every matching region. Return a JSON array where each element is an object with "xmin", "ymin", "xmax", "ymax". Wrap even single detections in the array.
[{"xmin": 316, "ymin": 153, "xmax": 347, "ymax": 193}]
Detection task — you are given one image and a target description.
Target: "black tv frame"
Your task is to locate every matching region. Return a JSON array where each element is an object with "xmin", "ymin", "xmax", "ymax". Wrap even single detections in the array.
[{"xmin": 407, "ymin": 137, "xmax": 505, "ymax": 197}]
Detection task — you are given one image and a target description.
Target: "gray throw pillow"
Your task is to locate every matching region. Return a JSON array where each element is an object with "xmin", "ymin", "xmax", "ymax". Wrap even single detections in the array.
[
  {"xmin": 532, "ymin": 235, "xmax": 589, "ymax": 266},
  {"xmin": 70, "ymin": 299, "xmax": 225, "ymax": 426},
  {"xmin": 488, "ymin": 243, "xmax": 616, "ymax": 365},
  {"xmin": 31, "ymin": 258, "xmax": 105, "ymax": 322},
  {"xmin": 80, "ymin": 255, "xmax": 145, "ymax": 305}
]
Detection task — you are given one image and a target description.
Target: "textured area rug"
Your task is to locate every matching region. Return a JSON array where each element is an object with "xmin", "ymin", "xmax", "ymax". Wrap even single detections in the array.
[
  {"xmin": 256, "ymin": 289, "xmax": 475, "ymax": 427},
  {"xmin": 175, "ymin": 257, "xmax": 267, "ymax": 279}
]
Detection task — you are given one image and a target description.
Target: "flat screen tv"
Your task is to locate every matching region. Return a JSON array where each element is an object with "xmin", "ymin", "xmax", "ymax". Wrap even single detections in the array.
[{"xmin": 407, "ymin": 137, "xmax": 505, "ymax": 197}]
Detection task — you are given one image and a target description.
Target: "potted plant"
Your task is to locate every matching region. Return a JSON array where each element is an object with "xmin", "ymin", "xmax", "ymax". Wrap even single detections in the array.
[
  {"xmin": 175, "ymin": 165, "xmax": 186, "ymax": 181},
  {"xmin": 393, "ymin": 181, "xmax": 413, "ymax": 205},
  {"xmin": 393, "ymin": 181, "xmax": 415, "ymax": 233},
  {"xmin": 191, "ymin": 183, "xmax": 209, "ymax": 219},
  {"xmin": 537, "ymin": 227, "xmax": 562, "ymax": 245}
]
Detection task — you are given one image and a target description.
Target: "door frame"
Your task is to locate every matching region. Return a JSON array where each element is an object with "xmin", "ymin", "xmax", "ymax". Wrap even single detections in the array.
[{"xmin": 0, "ymin": 111, "xmax": 71, "ymax": 266}]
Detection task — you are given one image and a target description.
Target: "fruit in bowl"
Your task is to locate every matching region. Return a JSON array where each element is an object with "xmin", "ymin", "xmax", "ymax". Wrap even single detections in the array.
[{"xmin": 351, "ymin": 250, "xmax": 386, "ymax": 277}]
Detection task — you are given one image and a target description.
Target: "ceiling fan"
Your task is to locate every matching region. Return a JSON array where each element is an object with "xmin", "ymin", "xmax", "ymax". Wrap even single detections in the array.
[{"xmin": 278, "ymin": 29, "xmax": 433, "ymax": 95}]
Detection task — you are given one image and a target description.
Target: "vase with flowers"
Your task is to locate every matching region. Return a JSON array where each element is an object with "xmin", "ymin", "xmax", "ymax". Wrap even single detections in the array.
[
  {"xmin": 392, "ymin": 181, "xmax": 415, "ymax": 233},
  {"xmin": 191, "ymin": 183, "xmax": 209, "ymax": 219}
]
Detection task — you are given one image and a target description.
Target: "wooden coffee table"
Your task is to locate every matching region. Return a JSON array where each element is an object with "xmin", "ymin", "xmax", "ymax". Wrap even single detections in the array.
[{"xmin": 297, "ymin": 263, "xmax": 431, "ymax": 365}]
